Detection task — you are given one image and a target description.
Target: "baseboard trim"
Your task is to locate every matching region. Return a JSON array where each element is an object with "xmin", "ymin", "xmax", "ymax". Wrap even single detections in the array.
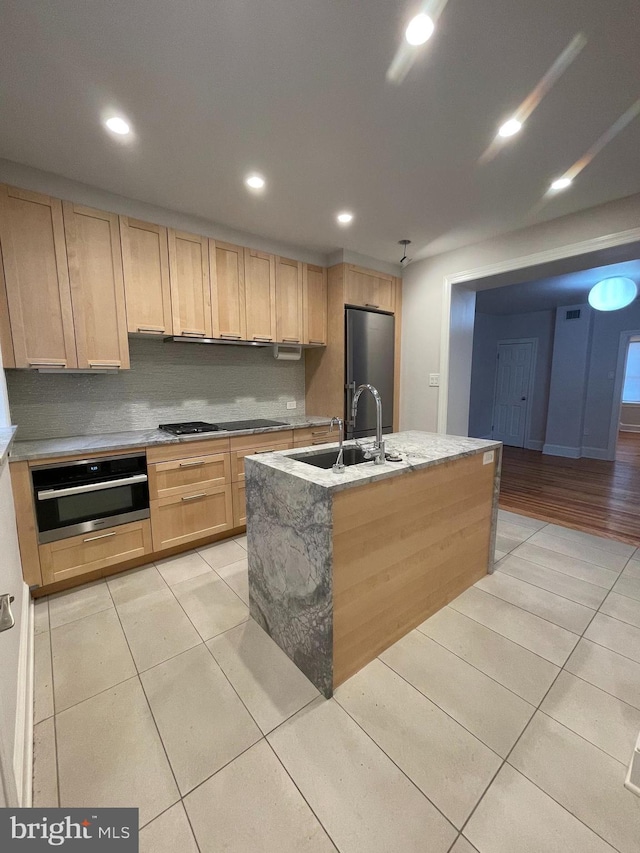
[
  {"xmin": 12, "ymin": 586, "xmax": 33, "ymax": 806},
  {"xmin": 620, "ymin": 424, "xmax": 640, "ymax": 433},
  {"xmin": 582, "ymin": 446, "xmax": 615, "ymax": 461},
  {"xmin": 542, "ymin": 443, "xmax": 581, "ymax": 458},
  {"xmin": 525, "ymin": 439, "xmax": 544, "ymax": 451}
]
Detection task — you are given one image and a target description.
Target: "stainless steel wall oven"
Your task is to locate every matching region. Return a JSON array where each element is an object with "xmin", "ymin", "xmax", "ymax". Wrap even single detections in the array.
[{"xmin": 31, "ymin": 453, "xmax": 149, "ymax": 544}]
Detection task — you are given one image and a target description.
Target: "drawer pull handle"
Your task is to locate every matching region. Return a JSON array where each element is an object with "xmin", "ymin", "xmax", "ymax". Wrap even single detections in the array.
[
  {"xmin": 83, "ymin": 532, "xmax": 117, "ymax": 543},
  {"xmin": 311, "ymin": 431, "xmax": 329, "ymax": 436},
  {"xmin": 252, "ymin": 336, "xmax": 273, "ymax": 341},
  {"xmin": 220, "ymin": 333, "xmax": 241, "ymax": 339},
  {"xmin": 179, "ymin": 460, "xmax": 206, "ymax": 467},
  {"xmin": 28, "ymin": 360, "xmax": 67, "ymax": 368},
  {"xmin": 255, "ymin": 448, "xmax": 275, "ymax": 454},
  {"xmin": 181, "ymin": 493, "xmax": 206, "ymax": 501},
  {"xmin": 364, "ymin": 303, "xmax": 380, "ymax": 309}
]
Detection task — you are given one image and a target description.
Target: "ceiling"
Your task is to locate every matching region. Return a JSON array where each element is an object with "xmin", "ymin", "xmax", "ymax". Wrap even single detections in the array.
[
  {"xmin": 1, "ymin": 0, "xmax": 640, "ymax": 264},
  {"xmin": 475, "ymin": 259, "xmax": 640, "ymax": 314}
]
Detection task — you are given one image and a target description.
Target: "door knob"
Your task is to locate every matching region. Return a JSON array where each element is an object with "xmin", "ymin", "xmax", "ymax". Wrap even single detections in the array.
[{"xmin": 0, "ymin": 594, "xmax": 15, "ymax": 632}]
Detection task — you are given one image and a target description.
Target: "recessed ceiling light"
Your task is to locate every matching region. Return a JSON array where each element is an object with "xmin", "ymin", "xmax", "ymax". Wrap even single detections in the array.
[
  {"xmin": 337, "ymin": 212, "xmax": 354, "ymax": 225},
  {"xmin": 105, "ymin": 116, "xmax": 131, "ymax": 135},
  {"xmin": 497, "ymin": 118, "xmax": 523, "ymax": 138},
  {"xmin": 550, "ymin": 176, "xmax": 573, "ymax": 191},
  {"xmin": 245, "ymin": 174, "xmax": 266, "ymax": 190},
  {"xmin": 405, "ymin": 13, "xmax": 435, "ymax": 46}
]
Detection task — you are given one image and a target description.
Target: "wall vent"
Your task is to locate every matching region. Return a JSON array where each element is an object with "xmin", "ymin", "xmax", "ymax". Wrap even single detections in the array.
[{"xmin": 565, "ymin": 309, "xmax": 581, "ymax": 320}]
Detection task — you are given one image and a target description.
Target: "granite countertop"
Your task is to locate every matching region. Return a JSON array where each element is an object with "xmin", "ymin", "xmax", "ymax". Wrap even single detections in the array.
[
  {"xmin": 0, "ymin": 426, "xmax": 18, "ymax": 465},
  {"xmin": 245, "ymin": 430, "xmax": 501, "ymax": 493},
  {"xmin": 9, "ymin": 416, "xmax": 334, "ymax": 462}
]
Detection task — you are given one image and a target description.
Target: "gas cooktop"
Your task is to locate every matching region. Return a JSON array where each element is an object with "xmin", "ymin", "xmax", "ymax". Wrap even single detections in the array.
[{"xmin": 159, "ymin": 419, "xmax": 287, "ymax": 436}]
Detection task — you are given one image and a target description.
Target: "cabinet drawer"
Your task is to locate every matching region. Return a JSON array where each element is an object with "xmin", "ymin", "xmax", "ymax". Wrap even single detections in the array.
[
  {"xmin": 151, "ymin": 484, "xmax": 232, "ymax": 551},
  {"xmin": 39, "ymin": 519, "xmax": 152, "ymax": 585},
  {"xmin": 229, "ymin": 430, "xmax": 293, "ymax": 452},
  {"xmin": 231, "ymin": 441, "xmax": 293, "ymax": 482},
  {"xmin": 147, "ymin": 437, "xmax": 230, "ymax": 464},
  {"xmin": 232, "ymin": 481, "xmax": 246, "ymax": 527},
  {"xmin": 149, "ymin": 452, "xmax": 230, "ymax": 499},
  {"xmin": 293, "ymin": 426, "xmax": 334, "ymax": 445}
]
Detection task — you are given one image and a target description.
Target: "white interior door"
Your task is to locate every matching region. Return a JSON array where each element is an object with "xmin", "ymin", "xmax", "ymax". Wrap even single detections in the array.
[{"xmin": 492, "ymin": 341, "xmax": 534, "ymax": 447}]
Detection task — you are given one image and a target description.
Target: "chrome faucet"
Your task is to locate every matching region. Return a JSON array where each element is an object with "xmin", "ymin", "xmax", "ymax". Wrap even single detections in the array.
[
  {"xmin": 351, "ymin": 384, "xmax": 386, "ymax": 464},
  {"xmin": 330, "ymin": 416, "xmax": 345, "ymax": 472}
]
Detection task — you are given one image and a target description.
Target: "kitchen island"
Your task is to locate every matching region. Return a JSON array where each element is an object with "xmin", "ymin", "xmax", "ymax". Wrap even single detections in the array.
[{"xmin": 245, "ymin": 431, "xmax": 502, "ymax": 697}]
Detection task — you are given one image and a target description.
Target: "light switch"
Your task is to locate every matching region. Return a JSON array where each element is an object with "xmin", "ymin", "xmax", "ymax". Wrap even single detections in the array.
[
  {"xmin": 429, "ymin": 374, "xmax": 440, "ymax": 387},
  {"xmin": 286, "ymin": 401, "xmax": 297, "ymax": 409}
]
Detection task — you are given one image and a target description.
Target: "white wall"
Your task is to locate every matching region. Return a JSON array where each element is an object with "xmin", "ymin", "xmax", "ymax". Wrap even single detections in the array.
[
  {"xmin": 401, "ymin": 191, "xmax": 640, "ymax": 434},
  {"xmin": 583, "ymin": 300, "xmax": 640, "ymax": 450},
  {"xmin": 469, "ymin": 310, "xmax": 555, "ymax": 447}
]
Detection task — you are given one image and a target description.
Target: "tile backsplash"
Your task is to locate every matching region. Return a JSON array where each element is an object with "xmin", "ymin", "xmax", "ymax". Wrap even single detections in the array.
[{"xmin": 6, "ymin": 338, "xmax": 306, "ymax": 440}]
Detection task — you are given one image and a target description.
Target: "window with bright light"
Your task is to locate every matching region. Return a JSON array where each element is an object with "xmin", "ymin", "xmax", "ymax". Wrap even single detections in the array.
[{"xmin": 622, "ymin": 341, "xmax": 640, "ymax": 403}]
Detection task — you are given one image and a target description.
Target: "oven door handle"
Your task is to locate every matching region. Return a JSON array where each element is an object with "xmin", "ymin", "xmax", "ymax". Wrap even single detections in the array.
[{"xmin": 36, "ymin": 473, "xmax": 148, "ymax": 500}]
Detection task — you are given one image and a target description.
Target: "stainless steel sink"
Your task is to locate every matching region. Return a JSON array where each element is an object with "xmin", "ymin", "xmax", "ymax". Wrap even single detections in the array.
[{"xmin": 289, "ymin": 445, "xmax": 372, "ymax": 470}]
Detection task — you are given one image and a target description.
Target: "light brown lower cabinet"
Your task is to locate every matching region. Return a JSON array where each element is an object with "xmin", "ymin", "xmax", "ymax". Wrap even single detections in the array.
[
  {"xmin": 39, "ymin": 520, "xmax": 152, "ymax": 586},
  {"xmin": 232, "ymin": 481, "xmax": 246, "ymax": 527},
  {"xmin": 150, "ymin": 484, "xmax": 233, "ymax": 551},
  {"xmin": 292, "ymin": 426, "xmax": 334, "ymax": 447},
  {"xmin": 148, "ymin": 452, "xmax": 231, "ymax": 500}
]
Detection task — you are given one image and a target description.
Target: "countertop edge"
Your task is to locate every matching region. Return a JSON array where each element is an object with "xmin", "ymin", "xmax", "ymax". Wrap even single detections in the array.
[
  {"xmin": 9, "ymin": 417, "xmax": 334, "ymax": 463},
  {"xmin": 0, "ymin": 426, "xmax": 18, "ymax": 466},
  {"xmin": 245, "ymin": 433, "xmax": 502, "ymax": 493}
]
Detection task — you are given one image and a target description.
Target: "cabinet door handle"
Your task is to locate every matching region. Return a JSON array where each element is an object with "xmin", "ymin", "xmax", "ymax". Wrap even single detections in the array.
[
  {"xmin": 308, "ymin": 339, "xmax": 324, "ymax": 345},
  {"xmin": 255, "ymin": 448, "xmax": 275, "ymax": 454},
  {"xmin": 282, "ymin": 337, "xmax": 300, "ymax": 343},
  {"xmin": 252, "ymin": 336, "xmax": 273, "ymax": 341},
  {"xmin": 365, "ymin": 303, "xmax": 380, "ymax": 309},
  {"xmin": 137, "ymin": 326, "xmax": 165, "ymax": 334},
  {"xmin": 181, "ymin": 493, "xmax": 206, "ymax": 501},
  {"xmin": 181, "ymin": 330, "xmax": 206, "ymax": 337},
  {"xmin": 179, "ymin": 460, "xmax": 206, "ymax": 467},
  {"xmin": 88, "ymin": 360, "xmax": 121, "ymax": 368},
  {"xmin": 83, "ymin": 531, "xmax": 117, "ymax": 543},
  {"xmin": 220, "ymin": 333, "xmax": 241, "ymax": 339},
  {"xmin": 28, "ymin": 360, "xmax": 67, "ymax": 368}
]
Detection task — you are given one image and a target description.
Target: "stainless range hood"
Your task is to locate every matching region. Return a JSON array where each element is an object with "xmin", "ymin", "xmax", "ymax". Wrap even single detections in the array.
[
  {"xmin": 164, "ymin": 336, "xmax": 322, "ymax": 348},
  {"xmin": 164, "ymin": 335, "xmax": 271, "ymax": 347}
]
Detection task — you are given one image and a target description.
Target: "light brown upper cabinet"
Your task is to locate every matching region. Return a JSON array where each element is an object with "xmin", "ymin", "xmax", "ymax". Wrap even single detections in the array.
[
  {"xmin": 63, "ymin": 202, "xmax": 130, "ymax": 369},
  {"xmin": 210, "ymin": 240, "xmax": 246, "ymax": 341},
  {"xmin": 275, "ymin": 256, "xmax": 303, "ymax": 344},
  {"xmin": 0, "ymin": 246, "xmax": 15, "ymax": 368},
  {"xmin": 168, "ymin": 229, "xmax": 211, "ymax": 338},
  {"xmin": 0, "ymin": 185, "xmax": 77, "ymax": 368},
  {"xmin": 244, "ymin": 248, "xmax": 276, "ymax": 342},
  {"xmin": 344, "ymin": 264, "xmax": 395, "ymax": 314},
  {"xmin": 303, "ymin": 263, "xmax": 328, "ymax": 346},
  {"xmin": 120, "ymin": 217, "xmax": 172, "ymax": 335}
]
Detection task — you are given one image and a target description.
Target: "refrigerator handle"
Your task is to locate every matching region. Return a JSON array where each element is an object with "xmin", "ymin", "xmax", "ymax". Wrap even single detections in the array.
[{"xmin": 345, "ymin": 381, "xmax": 356, "ymax": 428}]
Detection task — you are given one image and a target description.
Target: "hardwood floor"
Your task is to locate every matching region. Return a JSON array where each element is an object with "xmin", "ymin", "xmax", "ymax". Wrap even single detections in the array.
[{"xmin": 499, "ymin": 432, "xmax": 640, "ymax": 545}]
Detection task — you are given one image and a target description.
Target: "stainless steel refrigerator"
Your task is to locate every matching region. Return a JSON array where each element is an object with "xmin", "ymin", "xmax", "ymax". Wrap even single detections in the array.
[{"xmin": 345, "ymin": 308, "xmax": 395, "ymax": 439}]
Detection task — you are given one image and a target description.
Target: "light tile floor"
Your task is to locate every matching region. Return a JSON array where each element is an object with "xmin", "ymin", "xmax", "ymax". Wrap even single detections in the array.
[{"xmin": 32, "ymin": 518, "xmax": 640, "ymax": 852}]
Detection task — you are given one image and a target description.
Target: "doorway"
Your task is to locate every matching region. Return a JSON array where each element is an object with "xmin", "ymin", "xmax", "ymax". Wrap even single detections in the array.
[{"xmin": 491, "ymin": 339, "xmax": 536, "ymax": 447}]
